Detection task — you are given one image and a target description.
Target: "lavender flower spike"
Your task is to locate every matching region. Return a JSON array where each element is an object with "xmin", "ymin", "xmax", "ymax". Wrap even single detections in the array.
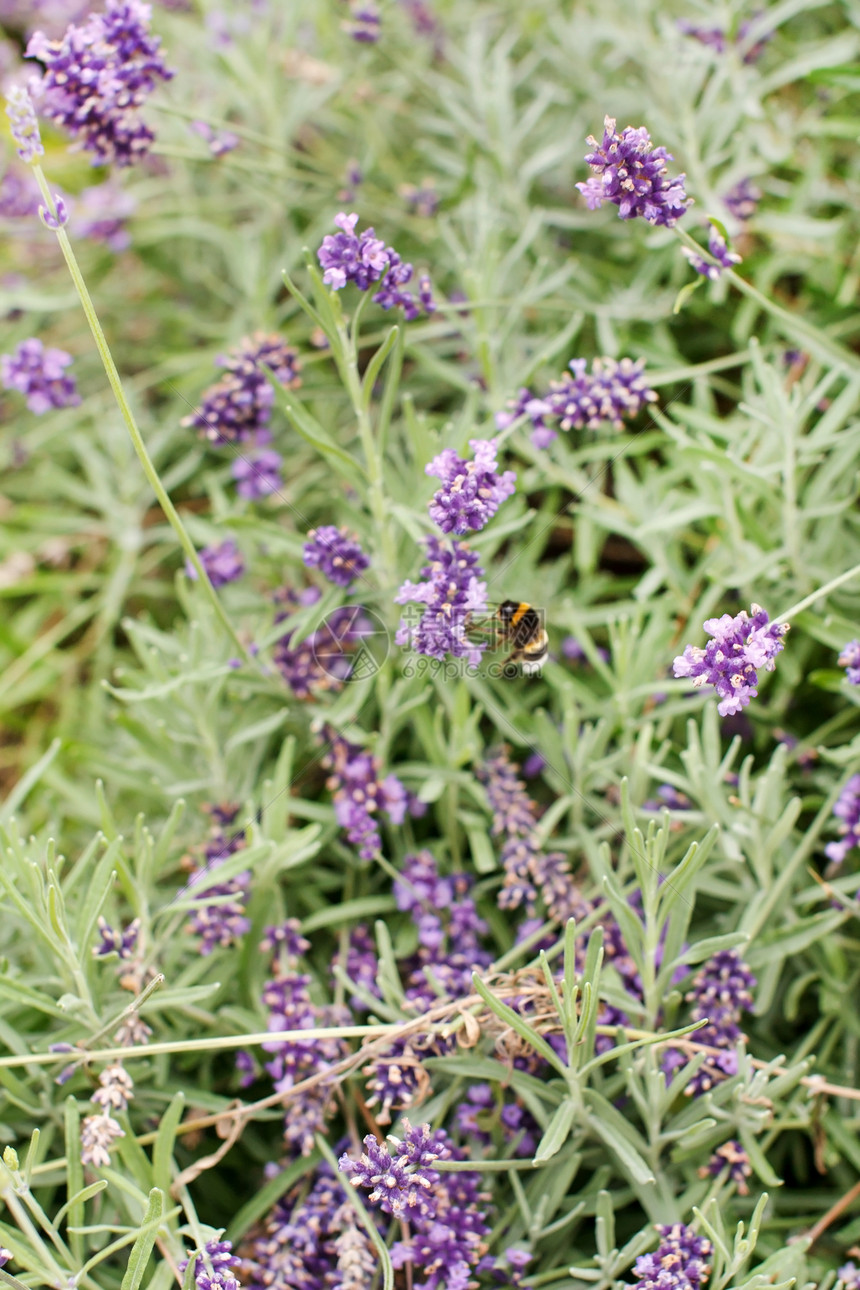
[
  {"xmin": 682, "ymin": 226, "xmax": 742, "ymax": 280},
  {"xmin": 395, "ymin": 536, "xmax": 488, "ymax": 664},
  {"xmin": 577, "ymin": 116, "xmax": 692, "ymax": 227},
  {"xmin": 824, "ymin": 774, "xmax": 860, "ymax": 866},
  {"xmin": 1, "ymin": 338, "xmax": 80, "ymax": 414},
  {"xmin": 5, "ymin": 85, "xmax": 43, "ymax": 163},
  {"xmin": 26, "ymin": 0, "xmax": 174, "ymax": 167},
  {"xmin": 673, "ymin": 603, "xmax": 788, "ymax": 716},
  {"xmin": 179, "ymin": 1239, "xmax": 241, "ymax": 1290},
  {"xmin": 303, "ymin": 525, "xmax": 370, "ymax": 588},
  {"xmin": 631, "ymin": 1224, "xmax": 712, "ymax": 1290},
  {"xmin": 185, "ymin": 539, "xmax": 245, "ymax": 588},
  {"xmin": 839, "ymin": 640, "xmax": 860, "ymax": 685},
  {"xmin": 318, "ymin": 212, "xmax": 388, "ymax": 290},
  {"xmin": 426, "ymin": 437, "xmax": 516, "ymax": 535}
]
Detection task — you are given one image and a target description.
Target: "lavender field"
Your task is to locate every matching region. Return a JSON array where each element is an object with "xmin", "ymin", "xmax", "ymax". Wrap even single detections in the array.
[{"xmin": 2, "ymin": 1, "xmax": 860, "ymax": 1288}]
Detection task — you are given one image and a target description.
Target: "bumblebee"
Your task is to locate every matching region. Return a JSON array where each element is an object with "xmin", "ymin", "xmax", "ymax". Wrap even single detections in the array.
[{"xmin": 467, "ymin": 600, "xmax": 548, "ymax": 675}]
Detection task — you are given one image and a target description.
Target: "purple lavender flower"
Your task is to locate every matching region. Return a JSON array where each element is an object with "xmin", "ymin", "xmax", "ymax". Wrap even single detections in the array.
[
  {"xmin": 682, "ymin": 226, "xmax": 742, "ymax": 280},
  {"xmin": 0, "ymin": 1249, "xmax": 10, "ymax": 1269},
  {"xmin": 631, "ymin": 1224, "xmax": 712, "ymax": 1290},
  {"xmin": 495, "ymin": 386, "xmax": 557, "ymax": 446},
  {"xmin": 183, "ymin": 333, "xmax": 301, "ymax": 445},
  {"xmin": 0, "ymin": 166, "xmax": 40, "ymax": 219},
  {"xmin": 825, "ymin": 775, "xmax": 860, "ymax": 866},
  {"xmin": 39, "ymin": 194, "xmax": 69, "ymax": 228},
  {"xmin": 5, "ymin": 85, "xmax": 44, "ymax": 163},
  {"xmin": 186, "ymin": 808, "xmax": 250, "ymax": 955},
  {"xmin": 723, "ymin": 177, "xmax": 761, "ymax": 221},
  {"xmin": 401, "ymin": 178, "xmax": 439, "ymax": 218},
  {"xmin": 302, "ymin": 525, "xmax": 370, "ymax": 588},
  {"xmin": 274, "ymin": 595, "xmax": 372, "ymax": 698},
  {"xmin": 71, "ymin": 180, "xmax": 136, "ymax": 250},
  {"xmin": 395, "ymin": 536, "xmax": 488, "ymax": 664},
  {"xmin": 839, "ymin": 640, "xmax": 860, "ymax": 686},
  {"xmin": 347, "ymin": 1, "xmax": 380, "ymax": 41},
  {"xmin": 343, "ymin": 923, "xmax": 381, "ymax": 1007},
  {"xmin": 189, "ymin": 119, "xmax": 240, "ymax": 156},
  {"xmin": 675, "ymin": 950, "xmax": 756, "ymax": 1095},
  {"xmin": 340, "ymin": 1123, "xmax": 490, "ymax": 1287},
  {"xmin": 185, "ymin": 539, "xmax": 245, "ymax": 588},
  {"xmin": 94, "ymin": 916, "xmax": 140, "ymax": 958},
  {"xmin": 178, "ymin": 1239, "xmax": 241, "ymax": 1290},
  {"xmin": 840, "ymin": 1264, "xmax": 860, "ymax": 1290},
  {"xmin": 497, "ymin": 358, "xmax": 657, "ymax": 447},
  {"xmin": 321, "ymin": 727, "xmax": 407, "ymax": 861},
  {"xmin": 679, "ymin": 16, "xmax": 770, "ymax": 63},
  {"xmin": 425, "ymin": 438, "xmax": 516, "ymax": 535},
  {"xmin": 232, "ymin": 449, "xmax": 282, "ymax": 499},
  {"xmin": 577, "ymin": 116, "xmax": 692, "ymax": 227},
  {"xmin": 259, "ymin": 930, "xmax": 346, "ymax": 1156},
  {"xmin": 701, "ymin": 1140, "xmax": 752, "ymax": 1194},
  {"xmin": 317, "ymin": 212, "xmax": 434, "ymax": 318},
  {"xmin": 673, "ymin": 603, "xmax": 788, "ymax": 716},
  {"xmin": 1, "ymin": 338, "xmax": 80, "ymax": 413},
  {"xmin": 26, "ymin": 0, "xmax": 174, "ymax": 166}
]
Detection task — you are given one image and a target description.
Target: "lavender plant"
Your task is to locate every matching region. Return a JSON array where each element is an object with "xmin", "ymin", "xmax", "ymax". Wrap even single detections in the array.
[{"xmin": 2, "ymin": 0, "xmax": 860, "ymax": 1288}]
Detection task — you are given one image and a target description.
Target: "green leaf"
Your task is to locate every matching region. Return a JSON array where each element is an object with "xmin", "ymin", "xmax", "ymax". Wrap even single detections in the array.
[
  {"xmin": 584, "ymin": 1091, "xmax": 655, "ymax": 1184},
  {"xmin": 361, "ymin": 326, "xmax": 400, "ymax": 411},
  {"xmin": 534, "ymin": 1097, "xmax": 578, "ymax": 1163},
  {"xmin": 152, "ymin": 1092, "xmax": 186, "ymax": 1198},
  {"xmin": 471, "ymin": 973, "xmax": 569, "ymax": 1078},
  {"xmin": 120, "ymin": 1189, "xmax": 165, "ymax": 1290}
]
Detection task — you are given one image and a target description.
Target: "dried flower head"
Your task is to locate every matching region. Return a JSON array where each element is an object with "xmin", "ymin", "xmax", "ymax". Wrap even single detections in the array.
[{"xmin": 80, "ymin": 1112, "xmax": 124, "ymax": 1168}]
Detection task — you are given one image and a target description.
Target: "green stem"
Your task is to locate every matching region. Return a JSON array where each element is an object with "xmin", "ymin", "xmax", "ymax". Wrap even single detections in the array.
[
  {"xmin": 775, "ymin": 560, "xmax": 860, "ymax": 624},
  {"xmin": 31, "ymin": 167, "xmax": 249, "ymax": 662},
  {"xmin": 674, "ymin": 226, "xmax": 860, "ymax": 375}
]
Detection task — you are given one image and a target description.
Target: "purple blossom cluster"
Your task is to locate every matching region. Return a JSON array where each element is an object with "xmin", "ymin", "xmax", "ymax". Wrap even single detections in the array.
[
  {"xmin": 185, "ymin": 806, "xmax": 251, "ymax": 955},
  {"xmin": 395, "ymin": 536, "xmax": 488, "ymax": 664},
  {"xmin": 302, "ymin": 525, "xmax": 370, "ymax": 588},
  {"xmin": 479, "ymin": 746, "xmax": 581, "ymax": 922},
  {"xmin": 682, "ymin": 226, "xmax": 742, "ymax": 280},
  {"xmin": 244, "ymin": 1165, "xmax": 372, "ymax": 1290},
  {"xmin": 825, "ymin": 774, "xmax": 860, "ymax": 866},
  {"xmin": 346, "ymin": 1, "xmax": 380, "ymax": 41},
  {"xmin": 1, "ymin": 338, "xmax": 80, "ymax": 414},
  {"xmin": 94, "ymin": 916, "xmax": 140, "ymax": 958},
  {"xmin": 340, "ymin": 1122, "xmax": 490, "ymax": 1287},
  {"xmin": 631, "ymin": 1224, "xmax": 712, "ymax": 1290},
  {"xmin": 496, "ymin": 356, "xmax": 657, "ymax": 448},
  {"xmin": 577, "ymin": 116, "xmax": 692, "ymax": 227},
  {"xmin": 178, "ymin": 1239, "xmax": 241, "ymax": 1290},
  {"xmin": 182, "ymin": 332, "xmax": 301, "ymax": 447},
  {"xmin": 673, "ymin": 603, "xmax": 788, "ymax": 716},
  {"xmin": 840, "ymin": 1264, "xmax": 860, "ymax": 1290},
  {"xmin": 257, "ymin": 921, "xmax": 347, "ymax": 1157},
  {"xmin": 701, "ymin": 1140, "xmax": 752, "ymax": 1194},
  {"xmin": 26, "ymin": 0, "xmax": 174, "ymax": 166},
  {"xmin": 665, "ymin": 950, "xmax": 757, "ymax": 1095},
  {"xmin": 0, "ymin": 166, "xmax": 40, "ymax": 219},
  {"xmin": 185, "ymin": 539, "xmax": 245, "ymax": 588},
  {"xmin": 317, "ymin": 212, "xmax": 435, "ymax": 318},
  {"xmin": 839, "ymin": 640, "xmax": 860, "ymax": 685},
  {"xmin": 456, "ymin": 1081, "xmax": 539, "ymax": 1158},
  {"xmin": 321, "ymin": 727, "xmax": 408, "ymax": 860},
  {"xmin": 273, "ymin": 589, "xmax": 367, "ymax": 697},
  {"xmin": 723, "ymin": 176, "xmax": 761, "ymax": 221},
  {"xmin": 425, "ymin": 438, "xmax": 516, "ymax": 535}
]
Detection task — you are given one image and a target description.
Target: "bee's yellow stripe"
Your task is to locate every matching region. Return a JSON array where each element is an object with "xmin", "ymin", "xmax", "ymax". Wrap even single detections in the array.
[{"xmin": 510, "ymin": 603, "xmax": 530, "ymax": 627}]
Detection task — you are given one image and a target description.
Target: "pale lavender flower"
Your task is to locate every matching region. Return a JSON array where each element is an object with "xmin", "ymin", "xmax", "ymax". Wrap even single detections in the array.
[
  {"xmin": 321, "ymin": 727, "xmax": 407, "ymax": 861},
  {"xmin": 682, "ymin": 226, "xmax": 742, "ymax": 280},
  {"xmin": 91, "ymin": 1063, "xmax": 133, "ymax": 1112},
  {"xmin": 185, "ymin": 538, "xmax": 245, "ymax": 587},
  {"xmin": 302, "ymin": 525, "xmax": 370, "ymax": 588},
  {"xmin": 495, "ymin": 386, "xmax": 556, "ymax": 447},
  {"xmin": 5, "ymin": 84, "xmax": 43, "ymax": 162},
  {"xmin": 0, "ymin": 1249, "xmax": 10, "ymax": 1268},
  {"xmin": 426, "ymin": 438, "xmax": 516, "ymax": 535},
  {"xmin": 274, "ymin": 595, "xmax": 374, "ymax": 698},
  {"xmin": 183, "ymin": 332, "xmax": 301, "ymax": 444},
  {"xmin": 0, "ymin": 166, "xmax": 39, "ymax": 218},
  {"xmin": 94, "ymin": 916, "xmax": 139, "ymax": 958},
  {"xmin": 179, "ymin": 1239, "xmax": 241, "ymax": 1290},
  {"xmin": 673, "ymin": 604, "xmax": 788, "ymax": 716},
  {"xmin": 840, "ymin": 1264, "xmax": 860, "ymax": 1290},
  {"xmin": 243, "ymin": 1168, "xmax": 342, "ymax": 1289},
  {"xmin": 1, "ymin": 338, "xmax": 80, "ymax": 413},
  {"xmin": 26, "ymin": 0, "xmax": 174, "ymax": 166},
  {"xmin": 80, "ymin": 1112, "xmax": 124, "ymax": 1168},
  {"xmin": 189, "ymin": 119, "xmax": 240, "ymax": 156},
  {"xmin": 186, "ymin": 808, "xmax": 250, "ymax": 955},
  {"xmin": 701, "ymin": 1140, "xmax": 752, "ymax": 1194},
  {"xmin": 497, "ymin": 358, "xmax": 657, "ymax": 447},
  {"xmin": 674, "ymin": 950, "xmax": 756, "ymax": 1095},
  {"xmin": 825, "ymin": 774, "xmax": 860, "ymax": 866},
  {"xmin": 631, "ymin": 1225, "xmax": 712, "ymax": 1290},
  {"xmin": 401, "ymin": 178, "xmax": 439, "ymax": 218},
  {"xmin": 232, "ymin": 449, "xmax": 282, "ymax": 499},
  {"xmin": 839, "ymin": 640, "xmax": 860, "ymax": 685},
  {"xmin": 39, "ymin": 194, "xmax": 69, "ymax": 228},
  {"xmin": 395, "ymin": 536, "xmax": 488, "ymax": 664},
  {"xmin": 72, "ymin": 180, "xmax": 136, "ymax": 249},
  {"xmin": 723, "ymin": 177, "xmax": 761, "ymax": 220},
  {"xmin": 577, "ymin": 116, "xmax": 692, "ymax": 227}
]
